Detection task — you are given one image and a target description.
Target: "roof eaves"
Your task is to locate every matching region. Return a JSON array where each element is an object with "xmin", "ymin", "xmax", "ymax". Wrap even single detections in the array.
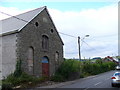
[
  {"xmin": 0, "ymin": 30, "xmax": 19, "ymax": 37},
  {"xmin": 45, "ymin": 7, "xmax": 64, "ymax": 45},
  {"xmin": 18, "ymin": 6, "xmax": 46, "ymax": 32}
]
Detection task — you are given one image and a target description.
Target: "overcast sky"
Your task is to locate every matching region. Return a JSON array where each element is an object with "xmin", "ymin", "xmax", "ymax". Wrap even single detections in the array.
[{"xmin": 0, "ymin": 0, "xmax": 119, "ymax": 59}]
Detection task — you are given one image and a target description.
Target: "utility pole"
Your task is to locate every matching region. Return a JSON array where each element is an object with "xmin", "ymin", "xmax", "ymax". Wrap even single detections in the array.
[
  {"xmin": 78, "ymin": 36, "xmax": 81, "ymax": 61},
  {"xmin": 78, "ymin": 35, "xmax": 89, "ymax": 61}
]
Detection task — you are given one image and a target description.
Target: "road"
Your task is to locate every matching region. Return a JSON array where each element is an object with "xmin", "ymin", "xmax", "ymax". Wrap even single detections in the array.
[
  {"xmin": 31, "ymin": 70, "xmax": 120, "ymax": 90},
  {"xmin": 60, "ymin": 70, "xmax": 120, "ymax": 89}
]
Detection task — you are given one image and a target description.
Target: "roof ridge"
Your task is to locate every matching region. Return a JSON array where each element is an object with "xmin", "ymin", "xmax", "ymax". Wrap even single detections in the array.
[
  {"xmin": 1, "ymin": 6, "xmax": 46, "ymax": 34},
  {"xmin": 1, "ymin": 6, "xmax": 46, "ymax": 21}
]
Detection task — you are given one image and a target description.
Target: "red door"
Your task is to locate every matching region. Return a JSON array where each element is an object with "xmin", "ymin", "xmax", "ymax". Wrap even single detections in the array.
[
  {"xmin": 42, "ymin": 57, "xmax": 49, "ymax": 77},
  {"xmin": 42, "ymin": 63, "xmax": 49, "ymax": 77}
]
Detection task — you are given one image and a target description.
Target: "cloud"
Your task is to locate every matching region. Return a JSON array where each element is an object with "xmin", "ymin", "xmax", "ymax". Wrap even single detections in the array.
[
  {"xmin": 48, "ymin": 4, "xmax": 118, "ymax": 58},
  {"xmin": 0, "ymin": 7, "xmax": 20, "ymax": 20},
  {"xmin": 0, "ymin": 6, "xmax": 32, "ymax": 20},
  {"xmin": 0, "ymin": 4, "xmax": 118, "ymax": 59},
  {"xmin": 48, "ymin": 4, "xmax": 118, "ymax": 36}
]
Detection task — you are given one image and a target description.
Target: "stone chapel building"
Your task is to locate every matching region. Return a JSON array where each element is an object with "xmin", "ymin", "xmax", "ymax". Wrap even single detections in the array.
[{"xmin": 0, "ymin": 6, "xmax": 64, "ymax": 78}]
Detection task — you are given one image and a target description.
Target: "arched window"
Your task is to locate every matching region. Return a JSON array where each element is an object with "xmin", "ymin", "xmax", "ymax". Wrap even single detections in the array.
[
  {"xmin": 55, "ymin": 51, "xmax": 59, "ymax": 62},
  {"xmin": 27, "ymin": 47, "xmax": 34, "ymax": 74},
  {"xmin": 42, "ymin": 56, "xmax": 49, "ymax": 63},
  {"xmin": 42, "ymin": 35, "xmax": 49, "ymax": 50}
]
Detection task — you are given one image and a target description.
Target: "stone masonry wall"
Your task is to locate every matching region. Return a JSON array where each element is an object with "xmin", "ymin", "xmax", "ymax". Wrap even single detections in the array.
[{"xmin": 17, "ymin": 8, "xmax": 64, "ymax": 77}]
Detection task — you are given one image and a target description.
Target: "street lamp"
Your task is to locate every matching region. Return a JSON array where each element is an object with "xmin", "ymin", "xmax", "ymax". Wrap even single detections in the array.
[{"xmin": 78, "ymin": 35, "xmax": 89, "ymax": 61}]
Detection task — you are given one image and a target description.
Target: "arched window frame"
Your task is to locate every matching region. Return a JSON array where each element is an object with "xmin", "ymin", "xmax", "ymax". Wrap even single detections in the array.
[
  {"xmin": 55, "ymin": 51, "xmax": 59, "ymax": 63},
  {"xmin": 42, "ymin": 35, "xmax": 49, "ymax": 50},
  {"xmin": 42, "ymin": 56, "xmax": 49, "ymax": 63},
  {"xmin": 27, "ymin": 46, "xmax": 34, "ymax": 74}
]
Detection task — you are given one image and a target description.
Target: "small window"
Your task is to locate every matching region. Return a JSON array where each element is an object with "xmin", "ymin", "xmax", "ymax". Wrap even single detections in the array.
[
  {"xmin": 51, "ymin": 29, "xmax": 54, "ymax": 33},
  {"xmin": 35, "ymin": 22, "xmax": 39, "ymax": 27}
]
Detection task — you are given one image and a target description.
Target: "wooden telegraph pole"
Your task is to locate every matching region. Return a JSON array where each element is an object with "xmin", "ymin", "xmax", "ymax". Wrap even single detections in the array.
[{"xmin": 78, "ymin": 36, "xmax": 81, "ymax": 61}]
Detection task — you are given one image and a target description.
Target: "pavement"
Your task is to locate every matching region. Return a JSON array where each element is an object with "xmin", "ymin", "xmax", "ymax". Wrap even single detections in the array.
[
  {"xmin": 35, "ymin": 70, "xmax": 116, "ymax": 89},
  {"xmin": 36, "ymin": 75, "xmax": 97, "ymax": 88},
  {"xmin": 27, "ymin": 70, "xmax": 116, "ymax": 90}
]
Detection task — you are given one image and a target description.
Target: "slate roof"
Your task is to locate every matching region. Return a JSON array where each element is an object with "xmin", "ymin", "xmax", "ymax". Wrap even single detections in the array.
[
  {"xmin": 0, "ymin": 6, "xmax": 64, "ymax": 45},
  {"xmin": 0, "ymin": 6, "xmax": 46, "ymax": 35}
]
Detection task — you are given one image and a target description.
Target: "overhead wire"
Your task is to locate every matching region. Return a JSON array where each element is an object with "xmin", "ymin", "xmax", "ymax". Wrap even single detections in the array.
[
  {"xmin": 0, "ymin": 10, "xmax": 110, "ymax": 54},
  {"xmin": 59, "ymin": 32, "xmax": 77, "ymax": 38},
  {"xmin": 0, "ymin": 11, "xmax": 29, "ymax": 23},
  {"xmin": 81, "ymin": 39, "xmax": 98, "ymax": 52}
]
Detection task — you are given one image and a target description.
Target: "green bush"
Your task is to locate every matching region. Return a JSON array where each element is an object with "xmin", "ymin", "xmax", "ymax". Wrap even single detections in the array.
[
  {"xmin": 14, "ymin": 60, "xmax": 22, "ymax": 77},
  {"xmin": 95, "ymin": 59, "xmax": 103, "ymax": 64},
  {"xmin": 51, "ymin": 59, "xmax": 81, "ymax": 81},
  {"xmin": 50, "ymin": 74, "xmax": 65, "ymax": 82},
  {"xmin": 2, "ymin": 82, "xmax": 13, "ymax": 90},
  {"xmin": 82, "ymin": 61, "xmax": 116, "ymax": 75},
  {"xmin": 51, "ymin": 59, "xmax": 116, "ymax": 82},
  {"xmin": 56, "ymin": 59, "xmax": 81, "ymax": 79}
]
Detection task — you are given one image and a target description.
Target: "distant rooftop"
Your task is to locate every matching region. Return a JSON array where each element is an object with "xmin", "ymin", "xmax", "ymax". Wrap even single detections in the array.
[{"xmin": 92, "ymin": 57, "xmax": 102, "ymax": 60}]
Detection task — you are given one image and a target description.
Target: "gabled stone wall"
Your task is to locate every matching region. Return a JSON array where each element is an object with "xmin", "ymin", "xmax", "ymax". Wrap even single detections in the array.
[{"xmin": 17, "ymin": 9, "xmax": 64, "ymax": 77}]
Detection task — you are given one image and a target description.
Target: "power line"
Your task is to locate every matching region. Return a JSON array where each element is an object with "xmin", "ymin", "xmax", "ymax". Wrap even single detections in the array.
[
  {"xmin": 0, "ymin": 10, "xmax": 99, "ymax": 53},
  {"xmin": 1, "ymin": 10, "xmax": 117, "ymax": 58},
  {"xmin": 0, "ymin": 10, "xmax": 77, "ymax": 38},
  {"xmin": 59, "ymin": 32, "xmax": 77, "ymax": 38},
  {"xmin": 0, "ymin": 11, "xmax": 29, "ymax": 23},
  {"xmin": 81, "ymin": 40, "xmax": 99, "ymax": 52}
]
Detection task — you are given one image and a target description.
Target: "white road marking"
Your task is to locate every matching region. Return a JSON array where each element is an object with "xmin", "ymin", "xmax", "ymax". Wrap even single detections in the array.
[{"xmin": 94, "ymin": 82, "xmax": 102, "ymax": 86}]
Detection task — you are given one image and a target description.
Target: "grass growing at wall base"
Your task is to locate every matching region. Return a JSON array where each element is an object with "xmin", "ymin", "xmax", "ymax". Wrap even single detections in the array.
[
  {"xmin": 2, "ymin": 72, "xmax": 48, "ymax": 89},
  {"xmin": 2, "ymin": 60, "xmax": 48, "ymax": 89}
]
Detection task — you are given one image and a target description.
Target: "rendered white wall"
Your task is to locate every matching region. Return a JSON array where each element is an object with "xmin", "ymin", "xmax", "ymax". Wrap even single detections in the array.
[{"xmin": 1, "ymin": 33, "xmax": 17, "ymax": 79}]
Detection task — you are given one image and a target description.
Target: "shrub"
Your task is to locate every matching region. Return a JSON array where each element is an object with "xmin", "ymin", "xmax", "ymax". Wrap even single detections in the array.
[
  {"xmin": 82, "ymin": 61, "xmax": 116, "ymax": 75},
  {"xmin": 14, "ymin": 60, "xmax": 22, "ymax": 77},
  {"xmin": 51, "ymin": 59, "xmax": 81, "ymax": 81},
  {"xmin": 56, "ymin": 59, "xmax": 81, "ymax": 79},
  {"xmin": 2, "ymin": 82, "xmax": 13, "ymax": 90},
  {"xmin": 95, "ymin": 59, "xmax": 103, "ymax": 64},
  {"xmin": 51, "ymin": 59, "xmax": 116, "ymax": 82},
  {"xmin": 50, "ymin": 74, "xmax": 65, "ymax": 82}
]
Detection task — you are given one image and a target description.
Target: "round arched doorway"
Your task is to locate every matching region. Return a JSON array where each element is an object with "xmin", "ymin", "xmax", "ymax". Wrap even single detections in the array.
[{"xmin": 42, "ymin": 56, "xmax": 49, "ymax": 77}]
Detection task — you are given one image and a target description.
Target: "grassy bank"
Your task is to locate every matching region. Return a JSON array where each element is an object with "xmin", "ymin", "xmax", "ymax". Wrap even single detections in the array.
[
  {"xmin": 2, "ymin": 72, "xmax": 48, "ymax": 90},
  {"xmin": 51, "ymin": 59, "xmax": 116, "ymax": 82}
]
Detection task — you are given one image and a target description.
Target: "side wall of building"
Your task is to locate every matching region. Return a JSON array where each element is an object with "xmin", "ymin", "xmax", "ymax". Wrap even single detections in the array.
[
  {"xmin": 1, "ymin": 33, "xmax": 17, "ymax": 78},
  {"xmin": 17, "ymin": 8, "xmax": 64, "ymax": 77}
]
